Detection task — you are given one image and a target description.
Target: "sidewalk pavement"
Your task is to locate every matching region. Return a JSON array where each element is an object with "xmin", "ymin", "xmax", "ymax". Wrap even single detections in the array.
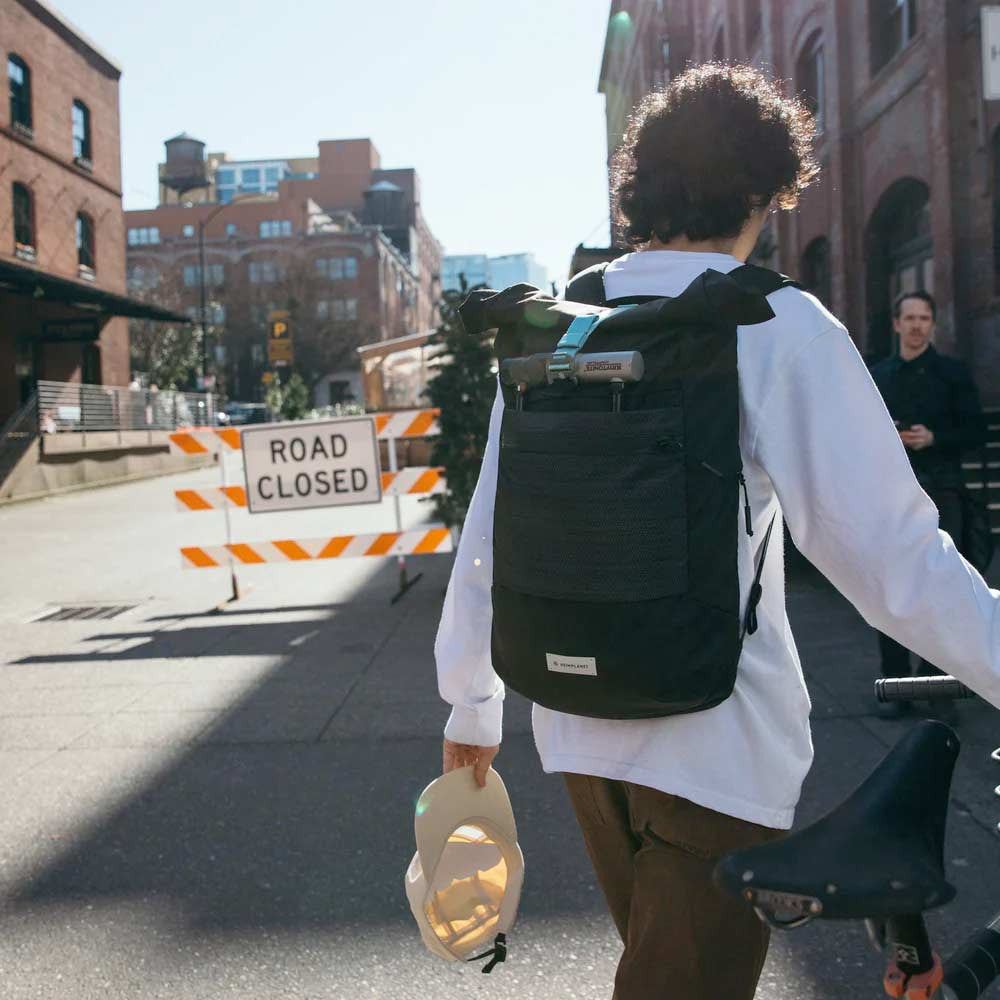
[{"xmin": 0, "ymin": 468, "xmax": 998, "ymax": 998}]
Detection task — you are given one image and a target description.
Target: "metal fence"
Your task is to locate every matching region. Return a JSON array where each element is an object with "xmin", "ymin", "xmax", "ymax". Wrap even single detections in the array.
[{"xmin": 37, "ymin": 380, "xmax": 219, "ymax": 433}]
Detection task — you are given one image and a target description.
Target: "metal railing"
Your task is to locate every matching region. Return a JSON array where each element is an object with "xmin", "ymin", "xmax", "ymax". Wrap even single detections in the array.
[
  {"xmin": 0, "ymin": 391, "xmax": 39, "ymax": 485},
  {"xmin": 36, "ymin": 380, "xmax": 219, "ymax": 433},
  {"xmin": 962, "ymin": 406, "xmax": 1000, "ymax": 537}
]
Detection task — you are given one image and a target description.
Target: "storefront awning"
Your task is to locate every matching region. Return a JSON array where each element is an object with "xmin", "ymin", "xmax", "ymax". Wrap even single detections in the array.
[{"xmin": 0, "ymin": 258, "xmax": 190, "ymax": 323}]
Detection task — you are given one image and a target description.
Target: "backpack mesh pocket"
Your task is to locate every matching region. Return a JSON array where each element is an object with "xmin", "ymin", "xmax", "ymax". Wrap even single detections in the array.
[{"xmin": 495, "ymin": 407, "xmax": 687, "ymax": 602}]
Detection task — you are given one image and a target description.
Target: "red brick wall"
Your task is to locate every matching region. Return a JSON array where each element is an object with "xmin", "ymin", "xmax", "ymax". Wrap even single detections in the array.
[
  {"xmin": 0, "ymin": 0, "xmax": 129, "ymax": 391},
  {"xmin": 612, "ymin": 0, "xmax": 998, "ymax": 401}
]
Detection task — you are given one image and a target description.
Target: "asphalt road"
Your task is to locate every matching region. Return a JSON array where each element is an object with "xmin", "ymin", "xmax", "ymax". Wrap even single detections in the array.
[{"xmin": 1, "ymin": 466, "xmax": 999, "ymax": 999}]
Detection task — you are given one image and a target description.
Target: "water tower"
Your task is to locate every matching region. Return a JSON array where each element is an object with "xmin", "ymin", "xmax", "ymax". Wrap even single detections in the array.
[{"xmin": 161, "ymin": 133, "xmax": 208, "ymax": 198}]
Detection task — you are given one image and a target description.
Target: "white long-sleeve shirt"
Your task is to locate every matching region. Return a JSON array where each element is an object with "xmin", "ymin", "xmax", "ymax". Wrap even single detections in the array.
[{"xmin": 434, "ymin": 249, "xmax": 1000, "ymax": 830}]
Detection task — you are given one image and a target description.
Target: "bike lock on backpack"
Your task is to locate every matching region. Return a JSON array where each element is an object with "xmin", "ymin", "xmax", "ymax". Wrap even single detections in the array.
[{"xmin": 459, "ymin": 264, "xmax": 797, "ymax": 721}]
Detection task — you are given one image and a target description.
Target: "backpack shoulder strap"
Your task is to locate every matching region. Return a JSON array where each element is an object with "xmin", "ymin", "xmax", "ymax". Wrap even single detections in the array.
[
  {"xmin": 563, "ymin": 262, "xmax": 610, "ymax": 306},
  {"xmin": 727, "ymin": 263, "xmax": 801, "ymax": 297}
]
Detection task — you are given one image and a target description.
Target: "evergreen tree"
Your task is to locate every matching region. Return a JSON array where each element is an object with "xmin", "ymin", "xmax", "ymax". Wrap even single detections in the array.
[
  {"xmin": 424, "ymin": 283, "xmax": 495, "ymax": 528},
  {"xmin": 265, "ymin": 371, "xmax": 310, "ymax": 421}
]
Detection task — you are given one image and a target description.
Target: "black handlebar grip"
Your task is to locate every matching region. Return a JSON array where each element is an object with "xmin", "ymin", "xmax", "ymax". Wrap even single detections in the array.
[
  {"xmin": 875, "ymin": 676, "xmax": 976, "ymax": 703},
  {"xmin": 942, "ymin": 919, "xmax": 1000, "ymax": 1000}
]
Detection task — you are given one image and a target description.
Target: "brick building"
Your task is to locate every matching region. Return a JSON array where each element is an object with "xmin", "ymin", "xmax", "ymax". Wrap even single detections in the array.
[
  {"xmin": 125, "ymin": 137, "xmax": 442, "ymax": 405},
  {"xmin": 0, "ymin": 0, "xmax": 183, "ymax": 425},
  {"xmin": 596, "ymin": 0, "xmax": 1000, "ymax": 403}
]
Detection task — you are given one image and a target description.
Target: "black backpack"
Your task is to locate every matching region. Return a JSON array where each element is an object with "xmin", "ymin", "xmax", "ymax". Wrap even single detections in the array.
[{"xmin": 459, "ymin": 262, "xmax": 798, "ymax": 720}]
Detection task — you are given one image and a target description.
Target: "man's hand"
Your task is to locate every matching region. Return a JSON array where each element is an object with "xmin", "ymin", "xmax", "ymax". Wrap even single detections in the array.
[
  {"xmin": 900, "ymin": 424, "xmax": 935, "ymax": 451},
  {"xmin": 443, "ymin": 739, "xmax": 500, "ymax": 788}
]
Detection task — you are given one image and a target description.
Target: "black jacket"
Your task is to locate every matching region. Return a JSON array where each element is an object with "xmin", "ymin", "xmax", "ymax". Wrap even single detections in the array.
[{"xmin": 869, "ymin": 345, "xmax": 986, "ymax": 489}]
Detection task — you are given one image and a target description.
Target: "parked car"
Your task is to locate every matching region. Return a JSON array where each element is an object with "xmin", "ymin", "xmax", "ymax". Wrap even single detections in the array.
[{"xmin": 223, "ymin": 402, "xmax": 273, "ymax": 426}]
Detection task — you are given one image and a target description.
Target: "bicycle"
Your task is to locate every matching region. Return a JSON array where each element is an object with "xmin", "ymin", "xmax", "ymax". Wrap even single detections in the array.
[{"xmin": 714, "ymin": 675, "xmax": 1000, "ymax": 999}]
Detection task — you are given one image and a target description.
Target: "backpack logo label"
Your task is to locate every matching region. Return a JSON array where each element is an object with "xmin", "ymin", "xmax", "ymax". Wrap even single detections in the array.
[{"xmin": 546, "ymin": 653, "xmax": 597, "ymax": 677}]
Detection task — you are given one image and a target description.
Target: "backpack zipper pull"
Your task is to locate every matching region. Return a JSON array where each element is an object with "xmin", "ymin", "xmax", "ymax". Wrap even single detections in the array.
[{"xmin": 738, "ymin": 473, "xmax": 754, "ymax": 537}]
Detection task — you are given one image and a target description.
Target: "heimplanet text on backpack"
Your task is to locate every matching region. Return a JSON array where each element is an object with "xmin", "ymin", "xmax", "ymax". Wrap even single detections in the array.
[{"xmin": 458, "ymin": 263, "xmax": 796, "ymax": 720}]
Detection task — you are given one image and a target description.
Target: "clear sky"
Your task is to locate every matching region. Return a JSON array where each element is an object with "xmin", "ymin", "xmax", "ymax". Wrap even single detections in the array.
[{"xmin": 56, "ymin": 0, "xmax": 614, "ymax": 289}]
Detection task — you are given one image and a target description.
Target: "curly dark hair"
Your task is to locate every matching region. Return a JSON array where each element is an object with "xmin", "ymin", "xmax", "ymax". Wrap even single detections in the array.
[{"xmin": 612, "ymin": 63, "xmax": 819, "ymax": 246}]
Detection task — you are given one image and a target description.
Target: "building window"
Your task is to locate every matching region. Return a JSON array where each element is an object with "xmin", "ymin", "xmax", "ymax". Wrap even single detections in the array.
[
  {"xmin": 864, "ymin": 177, "xmax": 931, "ymax": 358},
  {"xmin": 712, "ymin": 26, "xmax": 725, "ymax": 61},
  {"xmin": 12, "ymin": 182, "xmax": 34, "ymax": 258},
  {"xmin": 216, "ymin": 169, "xmax": 236, "ymax": 186},
  {"xmin": 801, "ymin": 237, "xmax": 831, "ymax": 306},
  {"xmin": 225, "ymin": 222, "xmax": 238, "ymax": 237},
  {"xmin": 242, "ymin": 168, "xmax": 261, "ymax": 186},
  {"xmin": 992, "ymin": 128, "xmax": 1000, "ymax": 292},
  {"xmin": 322, "ymin": 298, "xmax": 360, "ymax": 321},
  {"xmin": 259, "ymin": 219, "xmax": 292, "ymax": 238},
  {"xmin": 8, "ymin": 55, "xmax": 31, "ymax": 135},
  {"xmin": 316, "ymin": 256, "xmax": 358, "ymax": 279},
  {"xmin": 76, "ymin": 212, "xmax": 95, "ymax": 274},
  {"xmin": 248, "ymin": 260, "xmax": 283, "ymax": 284},
  {"xmin": 745, "ymin": 0, "xmax": 762, "ymax": 49},
  {"xmin": 182, "ymin": 224, "xmax": 195, "ymax": 238},
  {"xmin": 127, "ymin": 226, "xmax": 160, "ymax": 246},
  {"xmin": 183, "ymin": 264, "xmax": 224, "ymax": 287},
  {"xmin": 72, "ymin": 99, "xmax": 92, "ymax": 164},
  {"xmin": 127, "ymin": 265, "xmax": 160, "ymax": 290},
  {"xmin": 870, "ymin": 0, "xmax": 917, "ymax": 76},
  {"xmin": 796, "ymin": 32, "xmax": 825, "ymax": 133},
  {"xmin": 265, "ymin": 166, "xmax": 280, "ymax": 190}
]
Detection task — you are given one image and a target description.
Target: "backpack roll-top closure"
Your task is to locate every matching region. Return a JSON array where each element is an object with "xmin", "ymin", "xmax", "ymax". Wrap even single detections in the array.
[{"xmin": 477, "ymin": 264, "xmax": 789, "ymax": 721}]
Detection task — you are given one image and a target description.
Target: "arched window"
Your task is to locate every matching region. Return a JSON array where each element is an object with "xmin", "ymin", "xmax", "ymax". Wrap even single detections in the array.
[
  {"xmin": 801, "ymin": 237, "xmax": 831, "ymax": 306},
  {"xmin": 796, "ymin": 31, "xmax": 825, "ymax": 133},
  {"xmin": 8, "ymin": 54, "xmax": 31, "ymax": 133},
  {"xmin": 12, "ymin": 182, "xmax": 34, "ymax": 255},
  {"xmin": 76, "ymin": 212, "xmax": 95, "ymax": 274},
  {"xmin": 72, "ymin": 99, "xmax": 92, "ymax": 163},
  {"xmin": 992, "ymin": 128, "xmax": 1000, "ymax": 293},
  {"xmin": 713, "ymin": 25, "xmax": 725, "ymax": 61},
  {"xmin": 870, "ymin": 0, "xmax": 917, "ymax": 76},
  {"xmin": 745, "ymin": 0, "xmax": 762, "ymax": 50},
  {"xmin": 865, "ymin": 178, "xmax": 931, "ymax": 359}
]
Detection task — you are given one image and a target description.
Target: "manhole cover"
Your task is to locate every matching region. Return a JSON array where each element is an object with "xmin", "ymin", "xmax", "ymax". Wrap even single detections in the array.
[{"xmin": 33, "ymin": 605, "xmax": 137, "ymax": 623}]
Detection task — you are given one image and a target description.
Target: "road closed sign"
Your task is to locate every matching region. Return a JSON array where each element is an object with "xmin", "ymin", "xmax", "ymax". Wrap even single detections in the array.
[{"xmin": 241, "ymin": 417, "xmax": 382, "ymax": 513}]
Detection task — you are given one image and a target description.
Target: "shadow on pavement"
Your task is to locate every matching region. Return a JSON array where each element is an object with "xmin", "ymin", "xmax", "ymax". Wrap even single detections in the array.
[
  {"xmin": 4, "ymin": 555, "xmax": 606, "ymax": 939},
  {"xmin": 4, "ymin": 549, "xmax": 999, "ymax": 999}
]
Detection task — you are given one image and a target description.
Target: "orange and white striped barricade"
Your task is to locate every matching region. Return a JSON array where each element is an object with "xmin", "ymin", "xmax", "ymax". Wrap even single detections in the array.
[
  {"xmin": 170, "ymin": 410, "xmax": 445, "ymax": 604},
  {"xmin": 374, "ymin": 410, "xmax": 440, "ymax": 601},
  {"xmin": 174, "ymin": 467, "xmax": 446, "ymax": 512},
  {"xmin": 168, "ymin": 426, "xmax": 242, "ymax": 456},
  {"xmin": 180, "ymin": 526, "xmax": 452, "ymax": 569},
  {"xmin": 166, "ymin": 409, "xmax": 440, "ymax": 456}
]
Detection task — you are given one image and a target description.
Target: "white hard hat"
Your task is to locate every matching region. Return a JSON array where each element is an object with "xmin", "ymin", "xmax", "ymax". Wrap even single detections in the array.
[{"xmin": 405, "ymin": 766, "xmax": 524, "ymax": 973}]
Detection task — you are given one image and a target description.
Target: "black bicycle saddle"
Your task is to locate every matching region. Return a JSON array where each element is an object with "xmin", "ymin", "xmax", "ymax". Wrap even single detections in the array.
[{"xmin": 714, "ymin": 721, "xmax": 959, "ymax": 925}]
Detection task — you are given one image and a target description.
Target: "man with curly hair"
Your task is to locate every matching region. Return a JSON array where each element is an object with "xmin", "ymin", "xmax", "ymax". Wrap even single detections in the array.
[{"xmin": 435, "ymin": 63, "xmax": 1000, "ymax": 999}]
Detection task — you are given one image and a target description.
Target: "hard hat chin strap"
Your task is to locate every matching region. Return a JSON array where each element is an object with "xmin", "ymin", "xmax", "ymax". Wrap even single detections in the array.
[{"xmin": 466, "ymin": 932, "xmax": 507, "ymax": 974}]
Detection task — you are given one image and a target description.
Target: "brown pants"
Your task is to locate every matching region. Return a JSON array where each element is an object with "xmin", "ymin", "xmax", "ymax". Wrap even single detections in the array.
[{"xmin": 563, "ymin": 773, "xmax": 784, "ymax": 1000}]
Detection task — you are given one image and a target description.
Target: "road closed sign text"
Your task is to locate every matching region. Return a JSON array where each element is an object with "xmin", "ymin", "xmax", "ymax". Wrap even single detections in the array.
[{"xmin": 241, "ymin": 417, "xmax": 382, "ymax": 513}]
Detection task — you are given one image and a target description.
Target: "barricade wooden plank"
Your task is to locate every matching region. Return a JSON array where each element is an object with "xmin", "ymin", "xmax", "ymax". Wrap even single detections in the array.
[
  {"xmin": 175, "ymin": 467, "xmax": 445, "ymax": 511},
  {"xmin": 179, "ymin": 526, "xmax": 453, "ymax": 568},
  {"xmin": 168, "ymin": 410, "xmax": 440, "ymax": 456}
]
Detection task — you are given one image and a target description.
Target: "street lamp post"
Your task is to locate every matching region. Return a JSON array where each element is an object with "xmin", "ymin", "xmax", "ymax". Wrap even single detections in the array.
[
  {"xmin": 196, "ymin": 192, "xmax": 255, "ymax": 389},
  {"xmin": 198, "ymin": 216, "xmax": 209, "ymax": 384}
]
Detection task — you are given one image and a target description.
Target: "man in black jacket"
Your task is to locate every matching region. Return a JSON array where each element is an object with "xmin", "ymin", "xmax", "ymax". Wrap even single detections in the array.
[{"xmin": 870, "ymin": 290, "xmax": 986, "ymax": 709}]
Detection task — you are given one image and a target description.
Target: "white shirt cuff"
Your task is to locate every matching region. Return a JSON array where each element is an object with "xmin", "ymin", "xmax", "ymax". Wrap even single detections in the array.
[{"xmin": 444, "ymin": 699, "xmax": 503, "ymax": 747}]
